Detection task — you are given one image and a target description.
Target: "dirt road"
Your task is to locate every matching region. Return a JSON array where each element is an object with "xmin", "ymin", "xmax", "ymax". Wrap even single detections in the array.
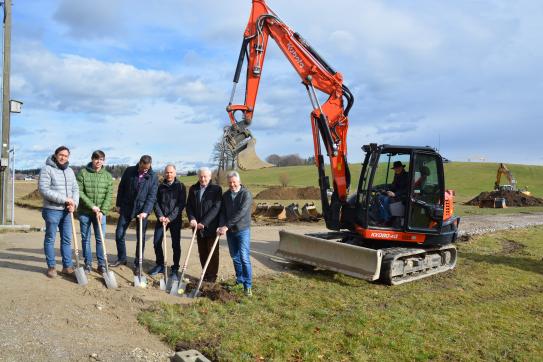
[{"xmin": 1, "ymin": 206, "xmax": 542, "ymax": 361}]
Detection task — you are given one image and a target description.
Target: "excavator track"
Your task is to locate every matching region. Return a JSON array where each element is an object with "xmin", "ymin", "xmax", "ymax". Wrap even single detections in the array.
[{"xmin": 379, "ymin": 245, "xmax": 457, "ymax": 285}]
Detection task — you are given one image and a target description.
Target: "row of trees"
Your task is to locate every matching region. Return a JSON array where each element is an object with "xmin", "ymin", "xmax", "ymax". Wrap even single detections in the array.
[{"xmin": 265, "ymin": 154, "xmax": 315, "ymax": 167}]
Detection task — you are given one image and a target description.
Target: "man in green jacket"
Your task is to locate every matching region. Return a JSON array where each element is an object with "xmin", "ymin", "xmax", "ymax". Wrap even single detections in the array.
[{"xmin": 76, "ymin": 150, "xmax": 113, "ymax": 273}]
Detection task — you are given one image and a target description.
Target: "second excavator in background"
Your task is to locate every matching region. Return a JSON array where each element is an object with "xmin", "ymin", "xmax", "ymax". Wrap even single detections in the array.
[{"xmin": 224, "ymin": 0, "xmax": 459, "ymax": 284}]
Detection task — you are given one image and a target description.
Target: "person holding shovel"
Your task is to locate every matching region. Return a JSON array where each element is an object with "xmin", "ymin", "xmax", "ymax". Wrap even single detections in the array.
[
  {"xmin": 186, "ymin": 167, "xmax": 222, "ymax": 283},
  {"xmin": 38, "ymin": 146, "xmax": 79, "ymax": 278},
  {"xmin": 150, "ymin": 164, "xmax": 186, "ymax": 279},
  {"xmin": 76, "ymin": 150, "xmax": 113, "ymax": 274},
  {"xmin": 217, "ymin": 171, "xmax": 253, "ymax": 296},
  {"xmin": 112, "ymin": 155, "xmax": 158, "ymax": 276}
]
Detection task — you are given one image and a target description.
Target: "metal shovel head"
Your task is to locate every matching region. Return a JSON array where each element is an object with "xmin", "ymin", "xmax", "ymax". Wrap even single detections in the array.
[
  {"xmin": 103, "ymin": 271, "xmax": 118, "ymax": 289},
  {"xmin": 176, "ymin": 279, "xmax": 189, "ymax": 295},
  {"xmin": 74, "ymin": 267, "xmax": 88, "ymax": 286},
  {"xmin": 159, "ymin": 277, "xmax": 166, "ymax": 291},
  {"xmin": 169, "ymin": 280, "xmax": 180, "ymax": 296},
  {"xmin": 187, "ymin": 288, "xmax": 200, "ymax": 299},
  {"xmin": 133, "ymin": 275, "xmax": 147, "ymax": 288}
]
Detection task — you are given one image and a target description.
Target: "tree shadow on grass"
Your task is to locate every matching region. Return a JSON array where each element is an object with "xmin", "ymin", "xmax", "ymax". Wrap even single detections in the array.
[{"xmin": 461, "ymin": 252, "xmax": 543, "ymax": 275}]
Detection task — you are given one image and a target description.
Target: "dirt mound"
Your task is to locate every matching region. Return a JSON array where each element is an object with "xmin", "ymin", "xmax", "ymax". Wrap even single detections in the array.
[
  {"xmin": 465, "ymin": 190, "xmax": 543, "ymax": 207},
  {"xmin": 186, "ymin": 282, "xmax": 239, "ymax": 303},
  {"xmin": 21, "ymin": 189, "xmax": 42, "ymax": 200},
  {"xmin": 254, "ymin": 186, "xmax": 320, "ymax": 200}
]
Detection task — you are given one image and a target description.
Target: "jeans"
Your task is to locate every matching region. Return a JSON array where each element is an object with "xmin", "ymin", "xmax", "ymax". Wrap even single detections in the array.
[
  {"xmin": 378, "ymin": 195, "xmax": 391, "ymax": 222},
  {"xmin": 42, "ymin": 208, "xmax": 73, "ymax": 268},
  {"xmin": 115, "ymin": 213, "xmax": 148, "ymax": 264},
  {"xmin": 152, "ymin": 221, "xmax": 181, "ymax": 269},
  {"xmin": 79, "ymin": 213, "xmax": 106, "ymax": 267},
  {"xmin": 226, "ymin": 228, "xmax": 252, "ymax": 289}
]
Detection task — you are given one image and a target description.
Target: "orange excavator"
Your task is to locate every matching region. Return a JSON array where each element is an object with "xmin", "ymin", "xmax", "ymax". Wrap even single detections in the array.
[{"xmin": 225, "ymin": 0, "xmax": 460, "ymax": 284}]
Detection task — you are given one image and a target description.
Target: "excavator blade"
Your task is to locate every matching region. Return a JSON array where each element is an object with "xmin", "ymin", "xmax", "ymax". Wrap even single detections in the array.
[
  {"xmin": 277, "ymin": 230, "xmax": 382, "ymax": 281},
  {"xmin": 237, "ymin": 138, "xmax": 274, "ymax": 171}
]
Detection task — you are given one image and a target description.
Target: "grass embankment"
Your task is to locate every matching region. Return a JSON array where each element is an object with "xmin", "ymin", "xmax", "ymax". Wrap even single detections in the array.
[
  {"xmin": 15, "ymin": 162, "xmax": 543, "ymax": 219},
  {"xmin": 139, "ymin": 226, "xmax": 543, "ymax": 361}
]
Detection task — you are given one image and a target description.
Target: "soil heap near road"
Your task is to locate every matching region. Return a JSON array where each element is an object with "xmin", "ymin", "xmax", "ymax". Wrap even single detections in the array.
[
  {"xmin": 465, "ymin": 190, "xmax": 543, "ymax": 207},
  {"xmin": 21, "ymin": 188, "xmax": 41, "ymax": 200},
  {"xmin": 255, "ymin": 186, "xmax": 320, "ymax": 200}
]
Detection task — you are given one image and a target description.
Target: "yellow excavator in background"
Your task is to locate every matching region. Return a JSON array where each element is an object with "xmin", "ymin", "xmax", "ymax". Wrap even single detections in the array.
[{"xmin": 494, "ymin": 163, "xmax": 531, "ymax": 195}]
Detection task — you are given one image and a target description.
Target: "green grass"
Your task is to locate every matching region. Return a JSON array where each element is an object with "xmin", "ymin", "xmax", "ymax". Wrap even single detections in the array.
[
  {"xmin": 16, "ymin": 162, "xmax": 543, "ymax": 218},
  {"xmin": 139, "ymin": 226, "xmax": 543, "ymax": 361}
]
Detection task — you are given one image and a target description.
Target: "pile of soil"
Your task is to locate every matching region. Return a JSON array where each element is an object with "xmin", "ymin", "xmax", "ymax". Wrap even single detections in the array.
[
  {"xmin": 464, "ymin": 190, "xmax": 543, "ymax": 207},
  {"xmin": 187, "ymin": 282, "xmax": 239, "ymax": 303},
  {"xmin": 21, "ymin": 189, "xmax": 42, "ymax": 200},
  {"xmin": 254, "ymin": 186, "xmax": 320, "ymax": 200}
]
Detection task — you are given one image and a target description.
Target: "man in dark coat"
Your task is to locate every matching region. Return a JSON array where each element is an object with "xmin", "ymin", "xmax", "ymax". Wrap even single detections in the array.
[
  {"xmin": 150, "ymin": 164, "xmax": 186, "ymax": 279},
  {"xmin": 112, "ymin": 155, "xmax": 158, "ymax": 273},
  {"xmin": 378, "ymin": 160, "xmax": 410, "ymax": 223},
  {"xmin": 186, "ymin": 167, "xmax": 222, "ymax": 282}
]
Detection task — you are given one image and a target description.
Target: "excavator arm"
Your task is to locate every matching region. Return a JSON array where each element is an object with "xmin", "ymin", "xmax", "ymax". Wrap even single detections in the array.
[
  {"xmin": 495, "ymin": 163, "xmax": 516, "ymax": 191},
  {"xmin": 226, "ymin": 0, "xmax": 354, "ymax": 229}
]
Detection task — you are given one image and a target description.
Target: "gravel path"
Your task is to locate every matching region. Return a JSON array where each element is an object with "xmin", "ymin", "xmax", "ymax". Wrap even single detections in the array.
[{"xmin": 1, "ymin": 207, "xmax": 542, "ymax": 361}]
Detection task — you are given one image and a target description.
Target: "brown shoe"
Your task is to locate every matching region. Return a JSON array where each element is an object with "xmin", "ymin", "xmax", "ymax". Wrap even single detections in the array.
[
  {"xmin": 46, "ymin": 267, "xmax": 57, "ymax": 278},
  {"xmin": 62, "ymin": 267, "xmax": 75, "ymax": 275}
]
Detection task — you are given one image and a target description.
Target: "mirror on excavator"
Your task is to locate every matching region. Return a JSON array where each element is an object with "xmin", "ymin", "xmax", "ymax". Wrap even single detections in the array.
[{"xmin": 223, "ymin": 123, "xmax": 274, "ymax": 171}]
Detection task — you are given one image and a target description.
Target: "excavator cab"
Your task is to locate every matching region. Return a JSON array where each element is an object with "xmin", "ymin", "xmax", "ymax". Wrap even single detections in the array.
[{"xmin": 353, "ymin": 144, "xmax": 451, "ymax": 238}]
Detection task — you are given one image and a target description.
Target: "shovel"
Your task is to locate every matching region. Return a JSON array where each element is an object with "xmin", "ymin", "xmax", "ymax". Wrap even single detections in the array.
[
  {"xmin": 175, "ymin": 227, "xmax": 197, "ymax": 296},
  {"xmin": 187, "ymin": 234, "xmax": 220, "ymax": 298},
  {"xmin": 70, "ymin": 212, "xmax": 88, "ymax": 286},
  {"xmin": 96, "ymin": 212, "xmax": 118, "ymax": 289},
  {"xmin": 134, "ymin": 216, "xmax": 147, "ymax": 288},
  {"xmin": 160, "ymin": 223, "xmax": 168, "ymax": 291}
]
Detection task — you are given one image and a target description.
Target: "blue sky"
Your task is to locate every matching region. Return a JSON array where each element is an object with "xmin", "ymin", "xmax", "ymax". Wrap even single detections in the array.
[{"xmin": 8, "ymin": 0, "xmax": 543, "ymax": 170}]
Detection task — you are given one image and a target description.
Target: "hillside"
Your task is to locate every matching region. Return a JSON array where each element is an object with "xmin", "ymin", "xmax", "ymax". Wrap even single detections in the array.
[{"xmin": 179, "ymin": 162, "xmax": 543, "ymax": 201}]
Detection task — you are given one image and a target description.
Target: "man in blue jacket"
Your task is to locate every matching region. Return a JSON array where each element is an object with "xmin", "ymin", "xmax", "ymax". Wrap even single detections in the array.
[{"xmin": 112, "ymin": 155, "xmax": 158, "ymax": 274}]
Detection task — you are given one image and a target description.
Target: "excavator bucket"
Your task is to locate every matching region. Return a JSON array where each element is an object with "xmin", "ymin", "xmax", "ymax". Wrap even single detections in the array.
[
  {"xmin": 285, "ymin": 203, "xmax": 301, "ymax": 221},
  {"xmin": 266, "ymin": 203, "xmax": 287, "ymax": 220},
  {"xmin": 252, "ymin": 203, "xmax": 270, "ymax": 217},
  {"xmin": 301, "ymin": 202, "xmax": 320, "ymax": 221},
  {"xmin": 237, "ymin": 139, "xmax": 274, "ymax": 171},
  {"xmin": 277, "ymin": 230, "xmax": 383, "ymax": 281}
]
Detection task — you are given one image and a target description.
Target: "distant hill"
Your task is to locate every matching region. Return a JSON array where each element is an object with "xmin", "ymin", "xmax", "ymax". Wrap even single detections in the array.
[{"xmin": 178, "ymin": 162, "xmax": 543, "ymax": 202}]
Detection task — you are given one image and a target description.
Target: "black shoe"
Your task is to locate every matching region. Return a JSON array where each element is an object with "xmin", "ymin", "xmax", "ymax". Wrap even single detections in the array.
[
  {"xmin": 148, "ymin": 264, "xmax": 164, "ymax": 276},
  {"xmin": 97, "ymin": 265, "xmax": 105, "ymax": 274},
  {"xmin": 84, "ymin": 264, "xmax": 92, "ymax": 274},
  {"xmin": 110, "ymin": 260, "xmax": 127, "ymax": 268}
]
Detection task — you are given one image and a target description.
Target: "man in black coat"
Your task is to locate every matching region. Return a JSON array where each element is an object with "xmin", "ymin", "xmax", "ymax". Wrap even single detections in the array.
[
  {"xmin": 112, "ymin": 155, "xmax": 159, "ymax": 273},
  {"xmin": 150, "ymin": 164, "xmax": 186, "ymax": 279},
  {"xmin": 186, "ymin": 167, "xmax": 222, "ymax": 282},
  {"xmin": 378, "ymin": 160, "xmax": 410, "ymax": 223}
]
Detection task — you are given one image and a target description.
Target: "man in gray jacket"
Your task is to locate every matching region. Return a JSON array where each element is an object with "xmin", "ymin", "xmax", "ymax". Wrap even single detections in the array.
[
  {"xmin": 217, "ymin": 171, "xmax": 253, "ymax": 296},
  {"xmin": 38, "ymin": 146, "xmax": 79, "ymax": 278}
]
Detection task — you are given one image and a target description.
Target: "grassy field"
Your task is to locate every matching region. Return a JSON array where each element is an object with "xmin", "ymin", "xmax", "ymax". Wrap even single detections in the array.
[
  {"xmin": 15, "ymin": 162, "xmax": 543, "ymax": 218},
  {"xmin": 139, "ymin": 226, "xmax": 543, "ymax": 361}
]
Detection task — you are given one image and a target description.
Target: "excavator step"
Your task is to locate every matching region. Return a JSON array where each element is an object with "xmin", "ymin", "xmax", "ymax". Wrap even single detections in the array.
[{"xmin": 277, "ymin": 230, "xmax": 383, "ymax": 281}]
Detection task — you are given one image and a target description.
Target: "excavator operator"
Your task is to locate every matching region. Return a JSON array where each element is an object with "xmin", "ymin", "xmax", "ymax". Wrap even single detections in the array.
[{"xmin": 378, "ymin": 161, "xmax": 410, "ymax": 225}]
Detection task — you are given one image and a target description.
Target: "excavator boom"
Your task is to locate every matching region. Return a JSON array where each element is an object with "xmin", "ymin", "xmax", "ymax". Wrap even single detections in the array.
[{"xmin": 226, "ymin": 0, "xmax": 353, "ymax": 229}]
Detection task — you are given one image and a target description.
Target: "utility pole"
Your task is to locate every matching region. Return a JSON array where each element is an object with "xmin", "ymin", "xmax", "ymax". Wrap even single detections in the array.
[{"xmin": 0, "ymin": 0, "xmax": 11, "ymax": 224}]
